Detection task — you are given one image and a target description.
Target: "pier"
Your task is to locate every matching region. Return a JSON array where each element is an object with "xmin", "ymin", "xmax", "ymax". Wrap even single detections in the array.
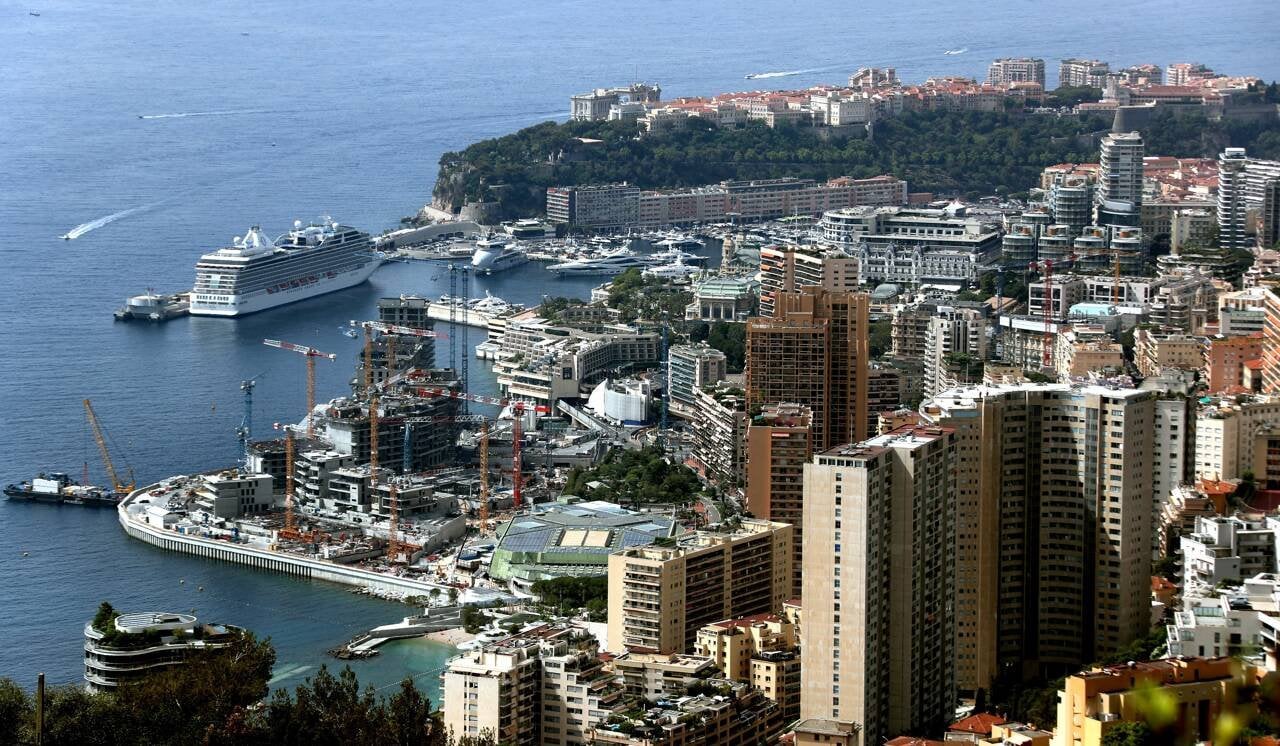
[{"xmin": 116, "ymin": 484, "xmax": 505, "ymax": 600}]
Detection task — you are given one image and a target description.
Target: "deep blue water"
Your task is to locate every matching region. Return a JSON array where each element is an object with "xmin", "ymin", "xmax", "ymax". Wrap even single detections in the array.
[{"xmin": 1, "ymin": 0, "xmax": 1276, "ymax": 694}]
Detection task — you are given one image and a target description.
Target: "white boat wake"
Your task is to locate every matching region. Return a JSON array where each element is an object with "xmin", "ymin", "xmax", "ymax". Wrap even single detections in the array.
[
  {"xmin": 744, "ymin": 64, "xmax": 848, "ymax": 81},
  {"xmin": 137, "ymin": 109, "xmax": 274, "ymax": 120},
  {"xmin": 61, "ymin": 199, "xmax": 169, "ymax": 240},
  {"xmin": 267, "ymin": 663, "xmax": 314, "ymax": 685}
]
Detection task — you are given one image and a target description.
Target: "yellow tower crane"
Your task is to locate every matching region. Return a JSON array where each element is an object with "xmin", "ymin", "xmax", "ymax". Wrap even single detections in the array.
[{"xmin": 83, "ymin": 399, "xmax": 135, "ymax": 494}]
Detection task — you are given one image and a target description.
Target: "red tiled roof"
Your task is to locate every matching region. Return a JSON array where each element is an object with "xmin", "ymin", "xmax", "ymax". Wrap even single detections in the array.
[
  {"xmin": 949, "ymin": 712, "xmax": 1007, "ymax": 734},
  {"xmin": 1152, "ymin": 576, "xmax": 1177, "ymax": 592}
]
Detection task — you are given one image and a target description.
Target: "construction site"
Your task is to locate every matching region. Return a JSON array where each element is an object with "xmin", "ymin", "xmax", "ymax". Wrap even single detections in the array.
[{"xmin": 115, "ymin": 295, "xmax": 562, "ymax": 601}]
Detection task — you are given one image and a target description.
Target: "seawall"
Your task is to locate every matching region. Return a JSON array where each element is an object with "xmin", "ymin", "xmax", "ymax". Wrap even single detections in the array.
[{"xmin": 117, "ymin": 493, "xmax": 452, "ymax": 597}]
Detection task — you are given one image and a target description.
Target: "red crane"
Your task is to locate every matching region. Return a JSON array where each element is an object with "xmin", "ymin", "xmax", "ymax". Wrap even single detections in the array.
[
  {"xmin": 415, "ymin": 387, "xmax": 550, "ymax": 509},
  {"xmin": 263, "ymin": 339, "xmax": 336, "ymax": 438}
]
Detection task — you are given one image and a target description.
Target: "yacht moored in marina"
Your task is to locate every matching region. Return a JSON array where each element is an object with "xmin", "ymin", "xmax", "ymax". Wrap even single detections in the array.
[{"xmin": 470, "ymin": 235, "xmax": 529, "ymax": 274}]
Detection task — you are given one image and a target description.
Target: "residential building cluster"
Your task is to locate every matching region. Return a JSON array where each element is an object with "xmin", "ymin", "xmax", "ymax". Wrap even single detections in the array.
[{"xmin": 428, "ymin": 55, "xmax": 1280, "ymax": 746}]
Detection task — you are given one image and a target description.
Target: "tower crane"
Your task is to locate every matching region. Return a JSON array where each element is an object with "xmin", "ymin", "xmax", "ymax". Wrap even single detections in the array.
[
  {"xmin": 236, "ymin": 372, "xmax": 266, "ymax": 468},
  {"xmin": 414, "ymin": 387, "xmax": 550, "ymax": 509},
  {"xmin": 349, "ymin": 319, "xmax": 442, "ymax": 563},
  {"xmin": 1029, "ymin": 260, "xmax": 1054, "ymax": 370},
  {"xmin": 270, "ymin": 422, "xmax": 307, "ymax": 539},
  {"xmin": 83, "ymin": 399, "xmax": 135, "ymax": 494},
  {"xmin": 262, "ymin": 340, "xmax": 336, "ymax": 439}
]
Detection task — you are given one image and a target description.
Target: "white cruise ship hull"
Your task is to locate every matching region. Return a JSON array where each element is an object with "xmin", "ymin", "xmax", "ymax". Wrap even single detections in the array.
[{"xmin": 190, "ymin": 259, "xmax": 383, "ymax": 317}]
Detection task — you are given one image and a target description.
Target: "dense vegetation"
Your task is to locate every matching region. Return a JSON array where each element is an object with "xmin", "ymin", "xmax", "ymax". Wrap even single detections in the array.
[
  {"xmin": 607, "ymin": 268, "xmax": 692, "ymax": 323},
  {"xmin": 433, "ymin": 106, "xmax": 1280, "ymax": 220},
  {"xmin": 563, "ymin": 445, "xmax": 705, "ymax": 505},
  {"xmin": 530, "ymin": 575, "xmax": 609, "ymax": 620},
  {"xmin": 688, "ymin": 321, "xmax": 746, "ymax": 371},
  {"xmin": 0, "ymin": 606, "xmax": 491, "ymax": 746}
]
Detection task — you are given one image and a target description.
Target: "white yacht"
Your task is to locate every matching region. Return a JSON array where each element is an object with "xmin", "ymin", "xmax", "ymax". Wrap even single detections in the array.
[
  {"xmin": 645, "ymin": 249, "xmax": 702, "ymax": 265},
  {"xmin": 642, "ymin": 259, "xmax": 701, "ymax": 280},
  {"xmin": 470, "ymin": 235, "xmax": 528, "ymax": 274},
  {"xmin": 190, "ymin": 219, "xmax": 379, "ymax": 317},
  {"xmin": 652, "ymin": 233, "xmax": 704, "ymax": 250},
  {"xmin": 547, "ymin": 250, "xmax": 649, "ymax": 276}
]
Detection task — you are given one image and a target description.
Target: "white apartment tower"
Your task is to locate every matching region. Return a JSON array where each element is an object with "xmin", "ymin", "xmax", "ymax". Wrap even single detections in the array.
[
  {"xmin": 987, "ymin": 58, "xmax": 1046, "ymax": 86},
  {"xmin": 923, "ymin": 307, "xmax": 987, "ymax": 398},
  {"xmin": 800, "ymin": 426, "xmax": 957, "ymax": 743},
  {"xmin": 1217, "ymin": 147, "xmax": 1280, "ymax": 251},
  {"xmin": 1096, "ymin": 131, "xmax": 1144, "ymax": 227}
]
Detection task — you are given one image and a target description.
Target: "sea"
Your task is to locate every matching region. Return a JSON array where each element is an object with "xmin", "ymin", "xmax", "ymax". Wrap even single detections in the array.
[{"xmin": 1, "ymin": 0, "xmax": 1276, "ymax": 700}]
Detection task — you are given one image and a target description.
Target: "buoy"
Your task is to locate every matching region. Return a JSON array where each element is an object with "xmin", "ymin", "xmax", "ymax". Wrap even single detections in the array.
[
  {"xmin": 22, "ymin": 551, "xmax": 30, "ymax": 557},
  {"xmin": 179, "ymin": 579, "xmax": 185, "ymax": 584},
  {"xmin": 197, "ymin": 586, "xmax": 204, "ymax": 592}
]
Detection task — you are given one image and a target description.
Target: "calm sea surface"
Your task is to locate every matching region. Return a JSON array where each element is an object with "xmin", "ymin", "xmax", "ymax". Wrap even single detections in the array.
[{"xmin": 0, "ymin": 0, "xmax": 1276, "ymax": 696}]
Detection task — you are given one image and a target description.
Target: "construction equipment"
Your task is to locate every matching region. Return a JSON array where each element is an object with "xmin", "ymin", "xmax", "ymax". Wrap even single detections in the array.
[
  {"xmin": 1029, "ymin": 260, "xmax": 1054, "ymax": 370},
  {"xmin": 263, "ymin": 339, "xmax": 336, "ymax": 438},
  {"xmin": 414, "ymin": 387, "xmax": 550, "ymax": 509},
  {"xmin": 83, "ymin": 399, "xmax": 135, "ymax": 494},
  {"xmin": 448, "ymin": 264, "xmax": 471, "ymax": 413},
  {"xmin": 235, "ymin": 372, "xmax": 266, "ymax": 468}
]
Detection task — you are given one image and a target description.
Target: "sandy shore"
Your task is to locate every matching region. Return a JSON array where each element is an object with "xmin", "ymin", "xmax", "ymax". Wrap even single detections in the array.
[{"xmin": 426, "ymin": 626, "xmax": 475, "ymax": 646}]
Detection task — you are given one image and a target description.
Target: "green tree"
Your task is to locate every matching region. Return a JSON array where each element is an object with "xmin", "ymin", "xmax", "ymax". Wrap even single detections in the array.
[
  {"xmin": 1101, "ymin": 722, "xmax": 1153, "ymax": 746},
  {"xmin": 0, "ymin": 679, "xmax": 32, "ymax": 746}
]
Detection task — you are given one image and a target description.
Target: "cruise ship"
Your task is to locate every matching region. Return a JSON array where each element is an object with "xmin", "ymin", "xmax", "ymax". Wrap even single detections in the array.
[
  {"xmin": 189, "ymin": 219, "xmax": 380, "ymax": 317},
  {"xmin": 470, "ymin": 235, "xmax": 529, "ymax": 274}
]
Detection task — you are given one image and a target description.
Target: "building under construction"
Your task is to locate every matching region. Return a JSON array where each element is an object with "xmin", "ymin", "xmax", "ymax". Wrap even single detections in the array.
[{"xmin": 321, "ymin": 371, "xmax": 463, "ymax": 475}]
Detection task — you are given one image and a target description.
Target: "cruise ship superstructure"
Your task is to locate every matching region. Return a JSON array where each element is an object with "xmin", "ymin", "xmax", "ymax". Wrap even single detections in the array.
[{"xmin": 190, "ymin": 219, "xmax": 380, "ymax": 317}]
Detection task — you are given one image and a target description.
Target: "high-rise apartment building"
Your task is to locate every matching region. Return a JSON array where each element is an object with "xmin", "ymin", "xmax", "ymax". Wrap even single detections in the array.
[
  {"xmin": 746, "ymin": 286, "xmax": 870, "ymax": 451},
  {"xmin": 922, "ymin": 384, "xmax": 1155, "ymax": 692},
  {"xmin": 987, "ymin": 57, "xmax": 1046, "ymax": 86},
  {"xmin": 442, "ymin": 623, "xmax": 626, "ymax": 745},
  {"xmin": 666, "ymin": 343, "xmax": 728, "ymax": 417},
  {"xmin": 745, "ymin": 402, "xmax": 814, "ymax": 597},
  {"xmin": 1058, "ymin": 59, "xmax": 1110, "ymax": 88},
  {"xmin": 922, "ymin": 307, "xmax": 987, "ymax": 398},
  {"xmin": 758, "ymin": 244, "xmax": 860, "ymax": 318},
  {"xmin": 1217, "ymin": 147, "xmax": 1280, "ymax": 252},
  {"xmin": 800, "ymin": 426, "xmax": 957, "ymax": 743},
  {"xmin": 1096, "ymin": 131, "xmax": 1144, "ymax": 228},
  {"xmin": 607, "ymin": 519, "xmax": 793, "ymax": 654}
]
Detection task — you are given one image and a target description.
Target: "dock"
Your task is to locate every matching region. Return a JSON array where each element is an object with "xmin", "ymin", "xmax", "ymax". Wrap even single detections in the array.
[
  {"xmin": 330, "ymin": 607, "xmax": 465, "ymax": 658},
  {"xmin": 114, "ymin": 291, "xmax": 190, "ymax": 322}
]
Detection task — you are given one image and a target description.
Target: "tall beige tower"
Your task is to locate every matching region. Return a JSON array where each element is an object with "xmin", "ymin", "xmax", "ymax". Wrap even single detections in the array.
[
  {"xmin": 922, "ymin": 383, "xmax": 1155, "ymax": 693},
  {"xmin": 746, "ymin": 403, "xmax": 815, "ymax": 598},
  {"xmin": 800, "ymin": 426, "xmax": 957, "ymax": 743}
]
